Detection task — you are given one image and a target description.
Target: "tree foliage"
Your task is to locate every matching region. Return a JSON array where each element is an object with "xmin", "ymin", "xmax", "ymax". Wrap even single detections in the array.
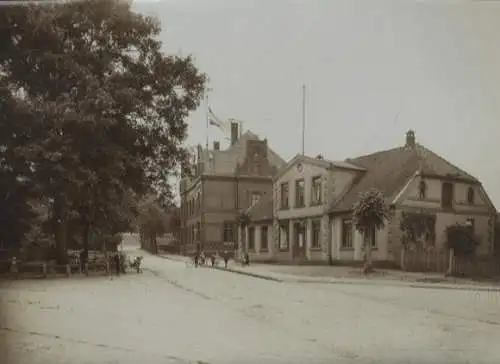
[
  {"xmin": 352, "ymin": 189, "xmax": 390, "ymax": 236},
  {"xmin": 400, "ymin": 212, "xmax": 436, "ymax": 250},
  {"xmin": 0, "ymin": 0, "xmax": 206, "ymax": 262},
  {"xmin": 445, "ymin": 223, "xmax": 478, "ymax": 257},
  {"xmin": 236, "ymin": 211, "xmax": 250, "ymax": 228}
]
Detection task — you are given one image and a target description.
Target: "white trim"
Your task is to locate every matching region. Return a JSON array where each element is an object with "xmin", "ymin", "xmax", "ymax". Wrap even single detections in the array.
[{"xmin": 391, "ymin": 171, "xmax": 419, "ymax": 205}]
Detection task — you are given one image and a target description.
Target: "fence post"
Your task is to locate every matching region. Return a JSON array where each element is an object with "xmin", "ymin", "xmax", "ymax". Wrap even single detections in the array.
[
  {"xmin": 446, "ymin": 249, "xmax": 454, "ymax": 276},
  {"xmin": 42, "ymin": 262, "xmax": 47, "ymax": 278}
]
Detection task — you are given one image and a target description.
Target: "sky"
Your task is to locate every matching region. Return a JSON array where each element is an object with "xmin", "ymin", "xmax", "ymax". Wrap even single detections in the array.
[{"xmin": 133, "ymin": 0, "xmax": 500, "ymax": 207}]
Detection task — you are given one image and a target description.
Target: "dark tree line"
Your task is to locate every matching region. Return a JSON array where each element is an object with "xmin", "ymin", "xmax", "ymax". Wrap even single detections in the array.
[{"xmin": 0, "ymin": 0, "xmax": 205, "ymax": 263}]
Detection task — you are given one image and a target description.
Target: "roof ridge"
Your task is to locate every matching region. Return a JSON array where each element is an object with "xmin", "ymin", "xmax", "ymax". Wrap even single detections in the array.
[
  {"xmin": 416, "ymin": 143, "xmax": 478, "ymax": 181},
  {"xmin": 348, "ymin": 146, "xmax": 407, "ymax": 163}
]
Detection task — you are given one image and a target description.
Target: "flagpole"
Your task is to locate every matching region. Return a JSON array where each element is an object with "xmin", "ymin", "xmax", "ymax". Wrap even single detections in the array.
[
  {"xmin": 205, "ymin": 89, "xmax": 209, "ymax": 150},
  {"xmin": 205, "ymin": 87, "xmax": 212, "ymax": 150},
  {"xmin": 301, "ymin": 84, "xmax": 306, "ymax": 155}
]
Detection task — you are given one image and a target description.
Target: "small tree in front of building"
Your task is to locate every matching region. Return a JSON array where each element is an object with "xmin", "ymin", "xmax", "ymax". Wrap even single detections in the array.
[
  {"xmin": 236, "ymin": 211, "xmax": 250, "ymax": 256},
  {"xmin": 352, "ymin": 189, "xmax": 391, "ymax": 274}
]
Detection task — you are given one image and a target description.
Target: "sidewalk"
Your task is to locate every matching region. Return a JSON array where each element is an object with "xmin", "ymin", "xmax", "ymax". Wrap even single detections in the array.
[{"xmin": 157, "ymin": 253, "xmax": 500, "ymax": 292}]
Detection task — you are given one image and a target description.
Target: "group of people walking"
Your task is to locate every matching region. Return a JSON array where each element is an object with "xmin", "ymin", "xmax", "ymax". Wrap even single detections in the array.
[{"xmin": 192, "ymin": 251, "xmax": 250, "ymax": 269}]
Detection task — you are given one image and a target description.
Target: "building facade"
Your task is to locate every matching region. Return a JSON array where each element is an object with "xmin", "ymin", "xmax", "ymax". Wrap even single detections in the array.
[
  {"xmin": 327, "ymin": 131, "xmax": 496, "ymax": 263},
  {"xmin": 179, "ymin": 122, "xmax": 285, "ymax": 255},
  {"xmin": 267, "ymin": 131, "xmax": 497, "ymax": 264},
  {"xmin": 271, "ymin": 155, "xmax": 365, "ymax": 262}
]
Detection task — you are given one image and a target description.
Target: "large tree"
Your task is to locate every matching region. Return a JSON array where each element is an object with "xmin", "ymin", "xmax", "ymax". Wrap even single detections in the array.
[{"xmin": 0, "ymin": 0, "xmax": 206, "ymax": 262}]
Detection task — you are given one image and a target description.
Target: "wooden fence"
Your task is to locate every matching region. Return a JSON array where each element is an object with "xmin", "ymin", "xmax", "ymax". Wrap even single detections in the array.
[
  {"xmin": 402, "ymin": 249, "xmax": 500, "ymax": 278},
  {"xmin": 402, "ymin": 250, "xmax": 449, "ymax": 273}
]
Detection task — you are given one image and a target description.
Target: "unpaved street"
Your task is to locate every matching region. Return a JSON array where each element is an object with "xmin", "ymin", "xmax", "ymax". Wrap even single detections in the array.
[{"xmin": 1, "ymin": 240, "xmax": 500, "ymax": 363}]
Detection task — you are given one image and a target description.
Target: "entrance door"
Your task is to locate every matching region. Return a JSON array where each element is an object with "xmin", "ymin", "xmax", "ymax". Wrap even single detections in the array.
[{"xmin": 293, "ymin": 222, "xmax": 305, "ymax": 259}]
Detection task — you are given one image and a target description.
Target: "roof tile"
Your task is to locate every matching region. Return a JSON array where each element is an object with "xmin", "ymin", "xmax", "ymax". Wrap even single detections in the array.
[{"xmin": 329, "ymin": 143, "xmax": 478, "ymax": 213}]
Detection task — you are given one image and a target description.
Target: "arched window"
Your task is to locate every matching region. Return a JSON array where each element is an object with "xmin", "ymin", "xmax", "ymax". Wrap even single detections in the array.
[
  {"xmin": 418, "ymin": 179, "xmax": 427, "ymax": 199},
  {"xmin": 467, "ymin": 187, "xmax": 474, "ymax": 205}
]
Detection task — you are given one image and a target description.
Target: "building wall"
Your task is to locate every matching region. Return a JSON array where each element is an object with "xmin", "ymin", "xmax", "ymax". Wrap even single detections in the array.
[
  {"xmin": 180, "ymin": 178, "xmax": 203, "ymax": 253},
  {"xmin": 272, "ymin": 158, "xmax": 359, "ymax": 262},
  {"xmin": 330, "ymin": 215, "xmax": 390, "ymax": 262},
  {"xmin": 396, "ymin": 175, "xmax": 495, "ymax": 255},
  {"xmin": 200, "ymin": 176, "xmax": 274, "ymax": 253},
  {"xmin": 241, "ymin": 222, "xmax": 274, "ymax": 261}
]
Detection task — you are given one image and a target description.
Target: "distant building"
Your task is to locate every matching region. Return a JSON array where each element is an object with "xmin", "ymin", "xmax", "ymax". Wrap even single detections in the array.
[{"xmin": 179, "ymin": 122, "xmax": 286, "ymax": 255}]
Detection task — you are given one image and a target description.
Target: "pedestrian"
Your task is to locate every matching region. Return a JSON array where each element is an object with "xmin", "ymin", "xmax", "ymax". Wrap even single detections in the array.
[
  {"xmin": 210, "ymin": 254, "xmax": 216, "ymax": 267},
  {"xmin": 244, "ymin": 252, "xmax": 250, "ymax": 266},
  {"xmin": 223, "ymin": 250, "xmax": 229, "ymax": 269},
  {"xmin": 114, "ymin": 252, "xmax": 120, "ymax": 276},
  {"xmin": 79, "ymin": 249, "xmax": 88, "ymax": 275},
  {"xmin": 194, "ymin": 253, "xmax": 199, "ymax": 268}
]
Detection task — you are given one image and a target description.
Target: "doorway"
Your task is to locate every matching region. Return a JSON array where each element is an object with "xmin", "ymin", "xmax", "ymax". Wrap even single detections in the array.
[{"xmin": 293, "ymin": 221, "xmax": 306, "ymax": 259}]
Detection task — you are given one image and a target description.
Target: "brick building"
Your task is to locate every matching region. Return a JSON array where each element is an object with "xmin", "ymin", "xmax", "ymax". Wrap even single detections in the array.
[{"xmin": 179, "ymin": 122, "xmax": 285, "ymax": 255}]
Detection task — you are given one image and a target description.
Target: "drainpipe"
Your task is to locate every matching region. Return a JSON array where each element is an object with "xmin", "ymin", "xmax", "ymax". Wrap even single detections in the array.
[{"xmin": 327, "ymin": 214, "xmax": 333, "ymax": 265}]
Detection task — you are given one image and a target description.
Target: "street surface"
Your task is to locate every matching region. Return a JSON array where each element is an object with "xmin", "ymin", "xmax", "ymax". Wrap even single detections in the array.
[{"xmin": 1, "ymin": 235, "xmax": 500, "ymax": 363}]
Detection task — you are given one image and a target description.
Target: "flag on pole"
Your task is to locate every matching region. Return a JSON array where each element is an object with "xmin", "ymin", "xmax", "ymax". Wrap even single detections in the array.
[{"xmin": 208, "ymin": 107, "xmax": 230, "ymax": 132}]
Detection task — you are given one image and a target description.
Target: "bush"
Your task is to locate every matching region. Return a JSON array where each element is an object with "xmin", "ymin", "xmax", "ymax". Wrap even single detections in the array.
[{"xmin": 445, "ymin": 224, "xmax": 478, "ymax": 257}]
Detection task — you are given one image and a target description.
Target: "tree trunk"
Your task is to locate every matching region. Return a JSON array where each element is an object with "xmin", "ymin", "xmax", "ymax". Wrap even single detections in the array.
[
  {"xmin": 363, "ymin": 232, "xmax": 373, "ymax": 274},
  {"xmin": 53, "ymin": 195, "xmax": 68, "ymax": 265},
  {"xmin": 82, "ymin": 220, "xmax": 90, "ymax": 254},
  {"xmin": 400, "ymin": 248, "xmax": 406, "ymax": 271}
]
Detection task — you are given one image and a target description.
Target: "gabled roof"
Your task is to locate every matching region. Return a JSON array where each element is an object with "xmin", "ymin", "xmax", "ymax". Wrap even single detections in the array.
[
  {"xmin": 328, "ymin": 142, "xmax": 480, "ymax": 213},
  {"xmin": 273, "ymin": 154, "xmax": 365, "ymax": 181},
  {"xmin": 199, "ymin": 131, "xmax": 286, "ymax": 175},
  {"xmin": 247, "ymin": 194, "xmax": 273, "ymax": 222}
]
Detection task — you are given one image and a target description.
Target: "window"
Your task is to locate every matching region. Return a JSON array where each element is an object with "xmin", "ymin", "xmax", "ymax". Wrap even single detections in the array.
[
  {"xmin": 311, "ymin": 219, "xmax": 321, "ymax": 249},
  {"xmin": 441, "ymin": 182, "xmax": 453, "ymax": 208},
  {"xmin": 248, "ymin": 227, "xmax": 255, "ymax": 251},
  {"xmin": 295, "ymin": 179, "xmax": 305, "ymax": 208},
  {"xmin": 311, "ymin": 176, "xmax": 322, "ymax": 205},
  {"xmin": 261, "ymin": 226, "xmax": 268, "ymax": 251},
  {"xmin": 223, "ymin": 222, "xmax": 234, "ymax": 242},
  {"xmin": 467, "ymin": 187, "xmax": 474, "ymax": 205},
  {"xmin": 280, "ymin": 182, "xmax": 289, "ymax": 209},
  {"xmin": 418, "ymin": 179, "xmax": 427, "ymax": 199},
  {"xmin": 341, "ymin": 219, "xmax": 353, "ymax": 249},
  {"xmin": 279, "ymin": 223, "xmax": 289, "ymax": 250},
  {"xmin": 251, "ymin": 192, "xmax": 261, "ymax": 206}
]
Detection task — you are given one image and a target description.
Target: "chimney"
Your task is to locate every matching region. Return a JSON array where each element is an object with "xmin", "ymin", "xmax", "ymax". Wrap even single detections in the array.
[
  {"xmin": 405, "ymin": 130, "xmax": 416, "ymax": 148},
  {"xmin": 213, "ymin": 141, "xmax": 220, "ymax": 151},
  {"xmin": 230, "ymin": 121, "xmax": 238, "ymax": 146}
]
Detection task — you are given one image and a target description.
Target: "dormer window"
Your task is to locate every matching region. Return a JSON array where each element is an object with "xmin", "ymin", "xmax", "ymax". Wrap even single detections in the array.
[
  {"xmin": 467, "ymin": 187, "xmax": 474, "ymax": 205},
  {"xmin": 441, "ymin": 182, "xmax": 453, "ymax": 209},
  {"xmin": 418, "ymin": 179, "xmax": 427, "ymax": 199}
]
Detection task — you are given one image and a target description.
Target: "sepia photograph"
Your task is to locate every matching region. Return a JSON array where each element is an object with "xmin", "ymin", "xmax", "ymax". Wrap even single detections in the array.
[{"xmin": 1, "ymin": 0, "xmax": 500, "ymax": 363}]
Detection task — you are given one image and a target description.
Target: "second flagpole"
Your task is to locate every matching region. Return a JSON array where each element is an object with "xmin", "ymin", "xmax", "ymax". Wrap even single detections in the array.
[{"xmin": 302, "ymin": 84, "xmax": 306, "ymax": 155}]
